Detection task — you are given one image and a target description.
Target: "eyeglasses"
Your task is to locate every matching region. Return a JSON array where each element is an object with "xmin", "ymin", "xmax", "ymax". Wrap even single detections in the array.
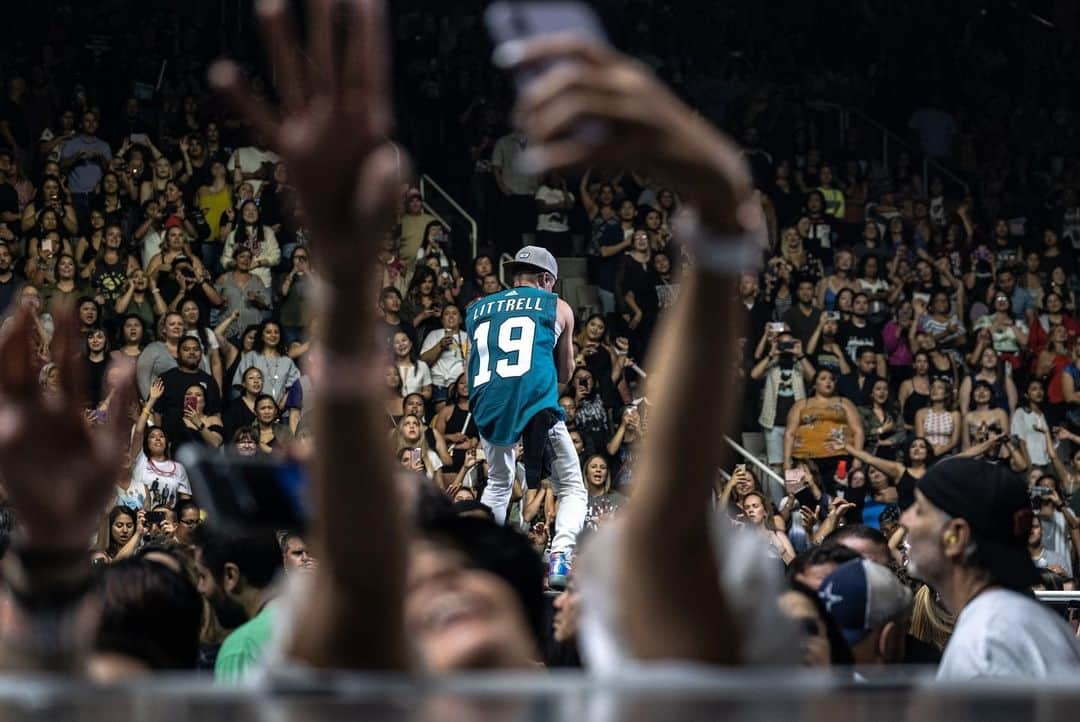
[{"xmin": 180, "ymin": 518, "xmax": 200, "ymax": 527}]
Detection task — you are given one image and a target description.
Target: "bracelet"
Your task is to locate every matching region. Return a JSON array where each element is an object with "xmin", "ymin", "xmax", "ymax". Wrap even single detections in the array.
[{"xmin": 673, "ymin": 208, "xmax": 766, "ymax": 275}]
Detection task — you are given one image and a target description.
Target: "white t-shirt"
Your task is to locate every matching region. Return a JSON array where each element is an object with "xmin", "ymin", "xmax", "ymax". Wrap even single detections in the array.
[
  {"xmin": 228, "ymin": 146, "xmax": 280, "ymax": 195},
  {"xmin": 397, "ymin": 360, "xmax": 432, "ymax": 396},
  {"xmin": 1010, "ymin": 407, "xmax": 1049, "ymax": 466},
  {"xmin": 419, "ymin": 329, "xmax": 467, "ymax": 388},
  {"xmin": 938, "ymin": 588, "xmax": 1080, "ymax": 680},
  {"xmin": 131, "ymin": 451, "xmax": 192, "ymax": 509},
  {"xmin": 535, "ymin": 185, "xmax": 574, "ymax": 233},
  {"xmin": 491, "ymin": 132, "xmax": 538, "ymax": 196}
]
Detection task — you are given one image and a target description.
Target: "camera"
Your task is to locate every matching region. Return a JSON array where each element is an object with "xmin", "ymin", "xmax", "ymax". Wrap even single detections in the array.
[{"xmin": 778, "ymin": 340, "xmax": 795, "ymax": 353}]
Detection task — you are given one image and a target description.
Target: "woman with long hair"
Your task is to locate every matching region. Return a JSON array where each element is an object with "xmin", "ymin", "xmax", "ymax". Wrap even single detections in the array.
[
  {"xmin": 132, "ymin": 424, "xmax": 192, "ymax": 508},
  {"xmin": 582, "ymin": 454, "xmax": 627, "ymax": 531},
  {"xmin": 253, "ymin": 393, "xmax": 291, "ymax": 454},
  {"xmin": 858, "ymin": 378, "xmax": 906, "ymax": 460},
  {"xmin": 914, "ymin": 378, "xmax": 961, "ymax": 457},
  {"xmin": 1029, "ymin": 291, "xmax": 1080, "ymax": 355},
  {"xmin": 958, "ymin": 345, "xmax": 1018, "ymax": 415},
  {"xmin": 40, "ymin": 253, "xmax": 87, "ymax": 315},
  {"xmin": 392, "ymin": 413, "xmax": 442, "ymax": 480},
  {"xmin": 223, "ymin": 366, "xmax": 264, "ymax": 440},
  {"xmin": 98, "ymin": 506, "xmax": 141, "ymax": 563},
  {"xmin": 111, "ymin": 314, "xmax": 148, "ymax": 367},
  {"xmin": 82, "ymin": 325, "xmax": 110, "ymax": 410},
  {"xmin": 843, "ymin": 436, "xmax": 935, "ymax": 511},
  {"xmin": 391, "ymin": 330, "xmax": 432, "ymax": 400},
  {"xmin": 1035, "ymin": 324, "xmax": 1074, "ymax": 427},
  {"xmin": 972, "ymin": 291, "xmax": 1029, "ymax": 371},
  {"xmin": 401, "ymin": 265, "xmax": 443, "ymax": 339},
  {"xmin": 743, "ymin": 490, "xmax": 796, "ymax": 565},
  {"xmin": 175, "ymin": 384, "xmax": 224, "ymax": 449},
  {"xmin": 962, "ymin": 379, "xmax": 1010, "ymax": 451},
  {"xmin": 898, "ymin": 351, "xmax": 933, "ymax": 431},
  {"xmin": 1012, "ymin": 379, "xmax": 1052, "ymax": 468},
  {"xmin": 20, "ymin": 174, "xmax": 78, "ymax": 235},
  {"xmin": 816, "ymin": 249, "xmax": 859, "ymax": 311},
  {"xmin": 221, "ymin": 200, "xmax": 281, "ymax": 287},
  {"xmin": 233, "ymin": 320, "xmax": 300, "ymax": 409},
  {"xmin": 179, "ymin": 298, "xmax": 223, "ymax": 391},
  {"xmin": 433, "ymin": 374, "xmax": 479, "ymax": 474}
]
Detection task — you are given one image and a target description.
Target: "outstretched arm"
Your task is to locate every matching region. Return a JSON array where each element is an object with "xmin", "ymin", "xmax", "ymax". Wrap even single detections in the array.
[
  {"xmin": 507, "ymin": 35, "xmax": 758, "ymax": 663},
  {"xmin": 211, "ymin": 0, "xmax": 406, "ymax": 670}
]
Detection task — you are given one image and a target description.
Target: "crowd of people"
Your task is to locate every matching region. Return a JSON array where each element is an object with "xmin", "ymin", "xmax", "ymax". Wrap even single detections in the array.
[{"xmin": 0, "ymin": 0, "xmax": 1078, "ymax": 690}]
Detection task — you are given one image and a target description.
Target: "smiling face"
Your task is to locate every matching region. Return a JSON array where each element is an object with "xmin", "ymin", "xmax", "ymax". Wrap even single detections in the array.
[
  {"xmin": 147, "ymin": 427, "xmax": 167, "ymax": 457},
  {"xmin": 241, "ymin": 202, "xmax": 259, "ymax": 224},
  {"xmin": 261, "ymin": 323, "xmax": 281, "ymax": 350},
  {"xmin": 405, "ymin": 540, "xmax": 535, "ymax": 672},
  {"xmin": 87, "ymin": 328, "xmax": 106, "ymax": 353},
  {"xmin": 393, "ymin": 332, "xmax": 412, "ymax": 358}
]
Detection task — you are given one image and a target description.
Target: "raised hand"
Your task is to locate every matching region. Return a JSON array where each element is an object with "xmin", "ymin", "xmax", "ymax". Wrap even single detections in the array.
[
  {"xmin": 503, "ymin": 36, "xmax": 754, "ymax": 232},
  {"xmin": 209, "ymin": 0, "xmax": 403, "ymax": 273},
  {"xmin": 0, "ymin": 309, "xmax": 136, "ymax": 550}
]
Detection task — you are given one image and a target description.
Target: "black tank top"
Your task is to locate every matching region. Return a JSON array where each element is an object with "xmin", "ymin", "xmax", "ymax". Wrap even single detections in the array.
[
  {"xmin": 445, "ymin": 404, "xmax": 477, "ymax": 472},
  {"xmin": 898, "ymin": 469, "xmax": 919, "ymax": 510},
  {"xmin": 902, "ymin": 388, "xmax": 930, "ymax": 427}
]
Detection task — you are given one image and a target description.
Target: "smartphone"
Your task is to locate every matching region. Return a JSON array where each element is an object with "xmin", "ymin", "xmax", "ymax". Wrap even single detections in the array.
[
  {"xmin": 177, "ymin": 446, "xmax": 310, "ymax": 531},
  {"xmin": 475, "ymin": 447, "xmax": 486, "ymax": 462},
  {"xmin": 836, "ymin": 460, "xmax": 848, "ymax": 480},
  {"xmin": 130, "ymin": 133, "xmax": 150, "ymax": 145},
  {"xmin": 147, "ymin": 510, "xmax": 166, "ymax": 526},
  {"xmin": 823, "ymin": 311, "xmax": 840, "ymax": 322},
  {"xmin": 734, "ymin": 463, "xmax": 747, "ymax": 474},
  {"xmin": 768, "ymin": 322, "xmax": 785, "ymax": 334},
  {"xmin": 913, "ymin": 292, "xmax": 931, "ymax": 306},
  {"xmin": 486, "ymin": 2, "xmax": 608, "ymax": 90},
  {"xmin": 795, "ymin": 486, "xmax": 817, "ymax": 508},
  {"xmin": 485, "ymin": 2, "xmax": 609, "ymax": 147},
  {"xmin": 409, "ymin": 448, "xmax": 422, "ymax": 468},
  {"xmin": 184, "ymin": 396, "xmax": 198, "ymax": 413}
]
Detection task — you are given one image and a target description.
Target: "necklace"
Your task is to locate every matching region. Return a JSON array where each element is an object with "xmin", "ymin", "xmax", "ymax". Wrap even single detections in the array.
[{"xmin": 147, "ymin": 456, "xmax": 175, "ymax": 475}]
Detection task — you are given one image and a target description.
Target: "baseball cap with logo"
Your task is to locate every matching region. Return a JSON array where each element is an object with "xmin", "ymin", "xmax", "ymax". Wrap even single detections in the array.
[
  {"xmin": 817, "ymin": 558, "xmax": 913, "ymax": 647},
  {"xmin": 504, "ymin": 245, "xmax": 559, "ymax": 281}
]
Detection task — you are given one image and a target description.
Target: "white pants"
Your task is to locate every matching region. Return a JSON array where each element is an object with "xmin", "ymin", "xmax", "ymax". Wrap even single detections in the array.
[{"xmin": 480, "ymin": 420, "xmax": 587, "ymax": 555}]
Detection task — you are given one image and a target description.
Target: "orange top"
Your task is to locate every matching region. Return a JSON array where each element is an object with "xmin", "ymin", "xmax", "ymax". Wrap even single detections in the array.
[{"xmin": 791, "ymin": 399, "xmax": 852, "ymax": 459}]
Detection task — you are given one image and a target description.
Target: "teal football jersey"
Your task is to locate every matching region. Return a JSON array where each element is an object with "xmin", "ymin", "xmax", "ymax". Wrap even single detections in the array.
[{"xmin": 466, "ymin": 286, "xmax": 563, "ymax": 446}]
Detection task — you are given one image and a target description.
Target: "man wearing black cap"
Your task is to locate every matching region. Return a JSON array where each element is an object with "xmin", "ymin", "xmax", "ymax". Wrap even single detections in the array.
[{"xmin": 900, "ymin": 457, "xmax": 1080, "ymax": 679}]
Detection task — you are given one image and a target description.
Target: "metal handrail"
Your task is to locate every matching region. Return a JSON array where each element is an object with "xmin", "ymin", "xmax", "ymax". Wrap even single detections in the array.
[
  {"xmin": 844, "ymin": 107, "xmax": 969, "ymax": 196},
  {"xmin": 723, "ymin": 435, "xmax": 784, "ymax": 488},
  {"xmin": 420, "ymin": 174, "xmax": 478, "ymax": 259}
]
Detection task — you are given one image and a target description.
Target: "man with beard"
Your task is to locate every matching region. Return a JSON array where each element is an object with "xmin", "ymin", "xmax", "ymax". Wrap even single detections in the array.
[
  {"xmin": 899, "ymin": 457, "xmax": 1080, "ymax": 679},
  {"xmin": 192, "ymin": 524, "xmax": 281, "ymax": 682},
  {"xmin": 837, "ymin": 292, "xmax": 885, "ymax": 376}
]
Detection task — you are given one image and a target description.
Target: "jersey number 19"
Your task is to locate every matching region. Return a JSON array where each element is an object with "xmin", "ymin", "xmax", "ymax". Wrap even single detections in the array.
[{"xmin": 471, "ymin": 317, "xmax": 536, "ymax": 387}]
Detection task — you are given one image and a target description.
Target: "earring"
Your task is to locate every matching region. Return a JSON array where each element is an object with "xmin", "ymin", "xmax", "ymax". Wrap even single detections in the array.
[{"xmin": 946, "ymin": 534, "xmax": 958, "ymax": 544}]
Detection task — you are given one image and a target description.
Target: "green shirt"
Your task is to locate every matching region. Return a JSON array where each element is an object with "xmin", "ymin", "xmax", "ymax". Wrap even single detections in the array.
[{"xmin": 214, "ymin": 603, "xmax": 275, "ymax": 683}]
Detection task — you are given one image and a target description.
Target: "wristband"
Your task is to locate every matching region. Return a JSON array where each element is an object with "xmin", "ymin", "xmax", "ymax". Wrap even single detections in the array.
[{"xmin": 673, "ymin": 208, "xmax": 766, "ymax": 275}]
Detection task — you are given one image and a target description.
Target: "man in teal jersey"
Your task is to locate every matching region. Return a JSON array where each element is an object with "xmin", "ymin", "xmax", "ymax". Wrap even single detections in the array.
[{"xmin": 466, "ymin": 245, "xmax": 585, "ymax": 586}]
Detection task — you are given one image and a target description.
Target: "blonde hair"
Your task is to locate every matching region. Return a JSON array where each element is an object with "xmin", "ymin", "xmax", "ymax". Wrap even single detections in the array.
[
  {"xmin": 392, "ymin": 414, "xmax": 436, "ymax": 477},
  {"xmin": 909, "ymin": 584, "xmax": 955, "ymax": 651}
]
